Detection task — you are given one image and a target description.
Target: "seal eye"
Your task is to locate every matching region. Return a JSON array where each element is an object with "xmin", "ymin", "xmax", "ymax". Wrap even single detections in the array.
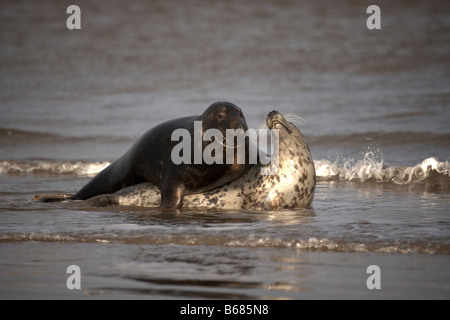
[{"xmin": 218, "ymin": 114, "xmax": 225, "ymax": 120}]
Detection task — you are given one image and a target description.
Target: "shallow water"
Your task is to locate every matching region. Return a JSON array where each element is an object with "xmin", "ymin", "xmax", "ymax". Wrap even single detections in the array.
[{"xmin": 1, "ymin": 0, "xmax": 449, "ymax": 299}]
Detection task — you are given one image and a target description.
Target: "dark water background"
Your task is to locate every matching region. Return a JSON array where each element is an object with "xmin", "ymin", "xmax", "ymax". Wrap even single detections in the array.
[{"xmin": 0, "ymin": 0, "xmax": 449, "ymax": 299}]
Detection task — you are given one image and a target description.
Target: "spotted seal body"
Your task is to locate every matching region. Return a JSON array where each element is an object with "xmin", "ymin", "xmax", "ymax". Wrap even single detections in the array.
[{"xmin": 86, "ymin": 111, "xmax": 316, "ymax": 210}]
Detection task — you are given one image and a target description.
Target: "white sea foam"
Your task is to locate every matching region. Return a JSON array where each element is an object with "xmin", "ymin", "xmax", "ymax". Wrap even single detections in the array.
[
  {"xmin": 0, "ymin": 233, "xmax": 77, "ymax": 242},
  {"xmin": 0, "ymin": 160, "xmax": 110, "ymax": 176},
  {"xmin": 314, "ymin": 154, "xmax": 450, "ymax": 184},
  {"xmin": 1, "ymin": 154, "xmax": 449, "ymax": 186},
  {"xmin": 225, "ymin": 236, "xmax": 447, "ymax": 254}
]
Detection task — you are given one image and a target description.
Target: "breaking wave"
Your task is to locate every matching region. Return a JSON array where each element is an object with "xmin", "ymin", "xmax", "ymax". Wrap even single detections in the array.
[
  {"xmin": 1, "ymin": 154, "xmax": 449, "ymax": 188},
  {"xmin": 315, "ymin": 154, "xmax": 450, "ymax": 186},
  {"xmin": 0, "ymin": 160, "xmax": 110, "ymax": 176}
]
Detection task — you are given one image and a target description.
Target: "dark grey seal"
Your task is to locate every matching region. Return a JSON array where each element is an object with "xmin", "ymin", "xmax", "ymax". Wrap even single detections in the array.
[{"xmin": 36, "ymin": 102, "xmax": 252, "ymax": 210}]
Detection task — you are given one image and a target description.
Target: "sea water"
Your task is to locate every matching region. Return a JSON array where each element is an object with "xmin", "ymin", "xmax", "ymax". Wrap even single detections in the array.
[{"xmin": 0, "ymin": 0, "xmax": 449, "ymax": 299}]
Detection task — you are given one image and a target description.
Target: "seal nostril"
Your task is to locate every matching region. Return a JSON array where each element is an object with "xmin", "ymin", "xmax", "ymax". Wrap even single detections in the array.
[{"xmin": 268, "ymin": 110, "xmax": 278, "ymax": 118}]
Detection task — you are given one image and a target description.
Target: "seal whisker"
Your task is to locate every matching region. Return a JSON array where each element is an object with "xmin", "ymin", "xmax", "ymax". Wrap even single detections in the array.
[
  {"xmin": 283, "ymin": 113, "xmax": 305, "ymax": 125},
  {"xmin": 224, "ymin": 134, "xmax": 246, "ymax": 149},
  {"xmin": 211, "ymin": 129, "xmax": 245, "ymax": 150}
]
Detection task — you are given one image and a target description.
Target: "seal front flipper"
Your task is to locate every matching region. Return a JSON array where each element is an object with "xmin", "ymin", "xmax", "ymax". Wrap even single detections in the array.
[{"xmin": 160, "ymin": 181, "xmax": 186, "ymax": 211}]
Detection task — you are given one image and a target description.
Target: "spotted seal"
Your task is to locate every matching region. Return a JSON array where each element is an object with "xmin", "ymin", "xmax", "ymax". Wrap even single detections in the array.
[{"xmin": 86, "ymin": 111, "xmax": 316, "ymax": 210}]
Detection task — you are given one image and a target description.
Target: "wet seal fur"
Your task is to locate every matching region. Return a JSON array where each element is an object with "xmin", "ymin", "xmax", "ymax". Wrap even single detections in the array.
[
  {"xmin": 36, "ymin": 102, "xmax": 252, "ymax": 210},
  {"xmin": 86, "ymin": 111, "xmax": 316, "ymax": 210}
]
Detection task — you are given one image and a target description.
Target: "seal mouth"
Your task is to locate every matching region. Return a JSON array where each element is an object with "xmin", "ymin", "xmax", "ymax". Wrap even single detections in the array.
[{"xmin": 266, "ymin": 111, "xmax": 292, "ymax": 133}]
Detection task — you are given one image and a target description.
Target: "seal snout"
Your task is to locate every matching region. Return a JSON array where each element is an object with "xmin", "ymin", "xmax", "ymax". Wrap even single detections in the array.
[
  {"xmin": 266, "ymin": 111, "xmax": 279, "ymax": 127},
  {"xmin": 266, "ymin": 111, "xmax": 292, "ymax": 133},
  {"xmin": 266, "ymin": 110, "xmax": 292, "ymax": 133},
  {"xmin": 268, "ymin": 110, "xmax": 280, "ymax": 118}
]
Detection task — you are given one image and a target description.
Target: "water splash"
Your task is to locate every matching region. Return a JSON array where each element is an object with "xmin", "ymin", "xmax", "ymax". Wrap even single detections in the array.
[
  {"xmin": 1, "ymin": 154, "xmax": 449, "ymax": 186},
  {"xmin": 315, "ymin": 152, "xmax": 449, "ymax": 185}
]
